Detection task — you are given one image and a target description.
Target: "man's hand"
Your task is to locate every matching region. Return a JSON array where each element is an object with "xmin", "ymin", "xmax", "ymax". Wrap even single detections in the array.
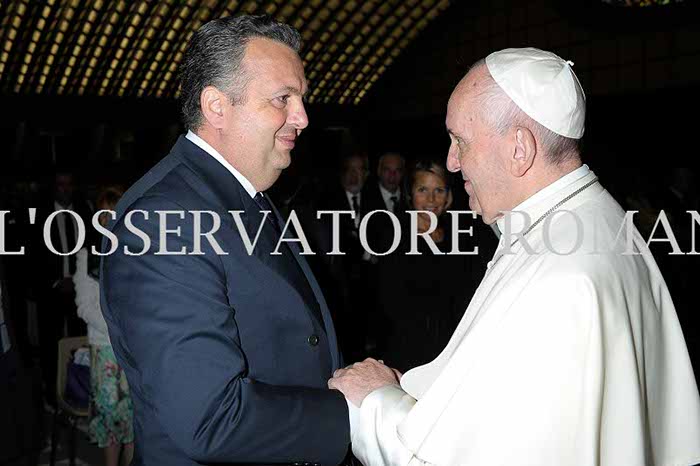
[{"xmin": 328, "ymin": 358, "xmax": 400, "ymax": 407}]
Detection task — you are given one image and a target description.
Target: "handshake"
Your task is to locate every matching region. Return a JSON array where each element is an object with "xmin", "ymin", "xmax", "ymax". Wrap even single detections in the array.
[{"xmin": 327, "ymin": 358, "xmax": 403, "ymax": 407}]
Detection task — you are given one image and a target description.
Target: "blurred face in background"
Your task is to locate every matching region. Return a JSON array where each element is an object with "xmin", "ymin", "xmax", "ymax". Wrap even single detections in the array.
[
  {"xmin": 412, "ymin": 169, "xmax": 451, "ymax": 219},
  {"xmin": 378, "ymin": 153, "xmax": 404, "ymax": 193},
  {"xmin": 54, "ymin": 173, "xmax": 74, "ymax": 207},
  {"xmin": 341, "ymin": 155, "xmax": 368, "ymax": 194}
]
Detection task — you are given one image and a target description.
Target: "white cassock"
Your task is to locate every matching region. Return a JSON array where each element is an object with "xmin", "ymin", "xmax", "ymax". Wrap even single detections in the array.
[{"xmin": 349, "ymin": 165, "xmax": 700, "ymax": 466}]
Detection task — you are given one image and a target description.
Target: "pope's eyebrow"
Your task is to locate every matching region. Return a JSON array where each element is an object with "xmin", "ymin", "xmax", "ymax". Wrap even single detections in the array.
[
  {"xmin": 278, "ymin": 85, "xmax": 309, "ymax": 99},
  {"xmin": 447, "ymin": 128, "xmax": 461, "ymax": 139}
]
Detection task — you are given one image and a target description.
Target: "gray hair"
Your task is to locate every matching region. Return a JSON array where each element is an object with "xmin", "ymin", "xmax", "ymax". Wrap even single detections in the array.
[
  {"xmin": 469, "ymin": 59, "xmax": 580, "ymax": 165},
  {"xmin": 378, "ymin": 152, "xmax": 406, "ymax": 169},
  {"xmin": 179, "ymin": 15, "xmax": 302, "ymax": 131},
  {"xmin": 341, "ymin": 152, "xmax": 369, "ymax": 173}
]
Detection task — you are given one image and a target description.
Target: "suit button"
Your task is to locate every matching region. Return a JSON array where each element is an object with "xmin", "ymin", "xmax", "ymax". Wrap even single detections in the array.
[{"xmin": 308, "ymin": 334, "xmax": 319, "ymax": 346}]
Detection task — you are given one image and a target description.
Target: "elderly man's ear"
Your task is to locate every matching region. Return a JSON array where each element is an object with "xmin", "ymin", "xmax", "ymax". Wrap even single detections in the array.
[
  {"xmin": 510, "ymin": 127, "xmax": 537, "ymax": 177},
  {"xmin": 200, "ymin": 86, "xmax": 228, "ymax": 130}
]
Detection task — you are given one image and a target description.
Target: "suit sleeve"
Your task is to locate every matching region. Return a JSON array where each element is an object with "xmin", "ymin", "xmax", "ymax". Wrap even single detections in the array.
[{"xmin": 101, "ymin": 196, "xmax": 349, "ymax": 465}]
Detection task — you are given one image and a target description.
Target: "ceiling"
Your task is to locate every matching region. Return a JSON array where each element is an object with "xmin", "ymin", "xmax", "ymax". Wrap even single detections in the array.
[{"xmin": 0, "ymin": 0, "xmax": 451, "ymax": 105}]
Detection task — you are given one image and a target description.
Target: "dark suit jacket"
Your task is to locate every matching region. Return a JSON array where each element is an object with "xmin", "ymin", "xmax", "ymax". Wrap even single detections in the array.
[
  {"xmin": 34, "ymin": 197, "xmax": 92, "ymax": 294},
  {"xmin": 100, "ymin": 136, "xmax": 349, "ymax": 466},
  {"xmin": 360, "ymin": 181, "xmax": 407, "ymax": 257},
  {"xmin": 362, "ymin": 180, "xmax": 407, "ymax": 215}
]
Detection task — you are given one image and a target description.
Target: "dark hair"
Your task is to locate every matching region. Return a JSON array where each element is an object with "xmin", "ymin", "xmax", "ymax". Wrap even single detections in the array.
[{"xmin": 179, "ymin": 14, "xmax": 302, "ymax": 130}]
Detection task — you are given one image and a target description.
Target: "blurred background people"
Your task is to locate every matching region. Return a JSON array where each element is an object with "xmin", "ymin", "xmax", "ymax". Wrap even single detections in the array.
[
  {"xmin": 34, "ymin": 169, "xmax": 93, "ymax": 408},
  {"xmin": 74, "ymin": 186, "xmax": 134, "ymax": 466},
  {"xmin": 375, "ymin": 159, "xmax": 495, "ymax": 372},
  {"xmin": 317, "ymin": 153, "xmax": 372, "ymax": 362}
]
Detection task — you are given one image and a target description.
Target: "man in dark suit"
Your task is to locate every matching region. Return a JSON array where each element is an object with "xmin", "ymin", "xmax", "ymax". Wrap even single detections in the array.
[
  {"xmin": 34, "ymin": 169, "xmax": 91, "ymax": 406},
  {"xmin": 315, "ymin": 153, "xmax": 372, "ymax": 362},
  {"xmin": 361, "ymin": 152, "xmax": 408, "ymax": 258},
  {"xmin": 363, "ymin": 152, "xmax": 407, "ymax": 215},
  {"xmin": 100, "ymin": 15, "xmax": 349, "ymax": 466}
]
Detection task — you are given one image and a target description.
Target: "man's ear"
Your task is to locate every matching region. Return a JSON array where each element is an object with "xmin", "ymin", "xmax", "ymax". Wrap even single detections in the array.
[
  {"xmin": 511, "ymin": 127, "xmax": 536, "ymax": 177},
  {"xmin": 200, "ymin": 86, "xmax": 226, "ymax": 129}
]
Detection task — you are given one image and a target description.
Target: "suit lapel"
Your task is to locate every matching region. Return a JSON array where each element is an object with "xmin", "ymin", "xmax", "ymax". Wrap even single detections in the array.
[
  {"xmin": 179, "ymin": 138, "xmax": 340, "ymax": 366},
  {"xmin": 268, "ymin": 197, "xmax": 342, "ymax": 370}
]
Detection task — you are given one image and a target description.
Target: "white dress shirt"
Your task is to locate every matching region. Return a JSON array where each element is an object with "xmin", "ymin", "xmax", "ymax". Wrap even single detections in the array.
[
  {"xmin": 186, "ymin": 130, "xmax": 257, "ymax": 199},
  {"xmin": 379, "ymin": 183, "xmax": 400, "ymax": 212}
]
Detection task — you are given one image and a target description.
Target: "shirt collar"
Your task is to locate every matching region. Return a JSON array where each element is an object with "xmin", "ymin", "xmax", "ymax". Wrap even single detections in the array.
[
  {"xmin": 54, "ymin": 200, "xmax": 73, "ymax": 211},
  {"xmin": 379, "ymin": 183, "xmax": 400, "ymax": 203},
  {"xmin": 495, "ymin": 164, "xmax": 591, "ymax": 235},
  {"xmin": 186, "ymin": 130, "xmax": 257, "ymax": 199}
]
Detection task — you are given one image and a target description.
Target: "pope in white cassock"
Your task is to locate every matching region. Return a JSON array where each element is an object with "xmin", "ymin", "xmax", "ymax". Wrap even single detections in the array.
[{"xmin": 328, "ymin": 47, "xmax": 700, "ymax": 466}]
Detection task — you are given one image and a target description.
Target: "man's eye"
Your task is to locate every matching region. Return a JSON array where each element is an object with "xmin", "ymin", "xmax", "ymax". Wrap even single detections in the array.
[{"xmin": 275, "ymin": 95, "xmax": 289, "ymax": 105}]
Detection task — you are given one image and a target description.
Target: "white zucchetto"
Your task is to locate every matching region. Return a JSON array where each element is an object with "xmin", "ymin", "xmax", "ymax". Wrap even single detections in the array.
[{"xmin": 486, "ymin": 47, "xmax": 586, "ymax": 139}]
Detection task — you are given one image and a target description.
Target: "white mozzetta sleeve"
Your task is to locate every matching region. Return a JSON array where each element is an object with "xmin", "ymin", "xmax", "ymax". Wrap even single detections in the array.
[{"xmin": 350, "ymin": 385, "xmax": 427, "ymax": 466}]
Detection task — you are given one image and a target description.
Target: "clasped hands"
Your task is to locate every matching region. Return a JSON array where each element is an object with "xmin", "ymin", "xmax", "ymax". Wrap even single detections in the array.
[{"xmin": 328, "ymin": 358, "xmax": 402, "ymax": 407}]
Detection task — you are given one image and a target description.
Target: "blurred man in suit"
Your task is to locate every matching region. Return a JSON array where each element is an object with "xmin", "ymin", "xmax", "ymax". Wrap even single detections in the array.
[
  {"xmin": 101, "ymin": 15, "xmax": 349, "ymax": 466},
  {"xmin": 35, "ymin": 170, "xmax": 91, "ymax": 407},
  {"xmin": 364, "ymin": 152, "xmax": 406, "ymax": 215}
]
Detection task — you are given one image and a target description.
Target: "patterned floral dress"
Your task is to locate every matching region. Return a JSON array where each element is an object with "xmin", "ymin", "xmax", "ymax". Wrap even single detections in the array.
[{"xmin": 89, "ymin": 345, "xmax": 134, "ymax": 447}]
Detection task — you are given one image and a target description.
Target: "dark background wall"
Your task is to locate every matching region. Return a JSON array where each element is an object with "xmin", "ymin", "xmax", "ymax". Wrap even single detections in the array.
[
  {"xmin": 0, "ymin": 0, "xmax": 698, "ymax": 196},
  {"xmin": 360, "ymin": 0, "xmax": 700, "ymax": 183}
]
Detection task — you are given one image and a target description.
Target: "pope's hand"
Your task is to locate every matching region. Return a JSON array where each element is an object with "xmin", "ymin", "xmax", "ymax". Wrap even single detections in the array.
[{"xmin": 328, "ymin": 358, "xmax": 400, "ymax": 407}]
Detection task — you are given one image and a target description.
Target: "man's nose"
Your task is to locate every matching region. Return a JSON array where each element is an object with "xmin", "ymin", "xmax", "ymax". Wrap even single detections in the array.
[{"xmin": 446, "ymin": 147, "xmax": 459, "ymax": 172}]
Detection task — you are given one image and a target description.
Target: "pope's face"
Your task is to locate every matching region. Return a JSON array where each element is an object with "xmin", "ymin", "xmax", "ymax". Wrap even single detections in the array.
[
  {"xmin": 221, "ymin": 38, "xmax": 308, "ymax": 192},
  {"xmin": 445, "ymin": 68, "xmax": 509, "ymax": 225}
]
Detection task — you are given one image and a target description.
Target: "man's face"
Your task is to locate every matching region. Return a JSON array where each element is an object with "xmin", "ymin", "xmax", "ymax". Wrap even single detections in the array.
[
  {"xmin": 341, "ymin": 157, "xmax": 367, "ymax": 194},
  {"xmin": 445, "ymin": 69, "xmax": 508, "ymax": 225},
  {"xmin": 221, "ymin": 38, "xmax": 308, "ymax": 192},
  {"xmin": 378, "ymin": 154, "xmax": 404, "ymax": 193},
  {"xmin": 55, "ymin": 174, "xmax": 74, "ymax": 207}
]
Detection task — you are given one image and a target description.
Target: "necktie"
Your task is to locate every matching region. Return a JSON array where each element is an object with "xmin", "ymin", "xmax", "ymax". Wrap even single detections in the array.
[
  {"xmin": 351, "ymin": 195, "xmax": 360, "ymax": 228},
  {"xmin": 254, "ymin": 192, "xmax": 280, "ymax": 233},
  {"xmin": 254, "ymin": 192, "xmax": 325, "ymax": 328},
  {"xmin": 64, "ymin": 212, "xmax": 77, "ymax": 275},
  {"xmin": 390, "ymin": 195, "xmax": 398, "ymax": 213}
]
